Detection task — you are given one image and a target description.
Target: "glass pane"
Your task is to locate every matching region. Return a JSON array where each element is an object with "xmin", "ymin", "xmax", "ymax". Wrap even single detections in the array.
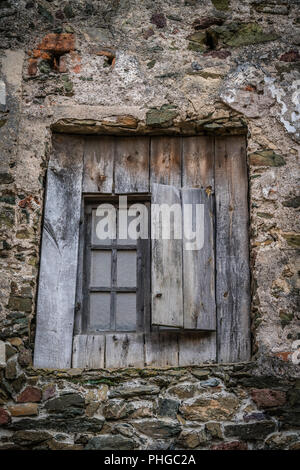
[
  {"xmin": 90, "ymin": 251, "xmax": 111, "ymax": 287},
  {"xmin": 116, "ymin": 293, "xmax": 136, "ymax": 331},
  {"xmin": 117, "ymin": 209, "xmax": 137, "ymax": 245},
  {"xmin": 89, "ymin": 293, "xmax": 111, "ymax": 331},
  {"xmin": 91, "ymin": 207, "xmax": 116, "ymax": 245},
  {"xmin": 117, "ymin": 250, "xmax": 136, "ymax": 287}
]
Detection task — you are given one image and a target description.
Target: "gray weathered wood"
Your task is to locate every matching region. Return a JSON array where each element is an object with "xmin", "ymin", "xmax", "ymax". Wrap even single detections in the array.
[
  {"xmin": 145, "ymin": 332, "xmax": 179, "ymax": 367},
  {"xmin": 178, "ymin": 332, "xmax": 216, "ymax": 365},
  {"xmin": 182, "ymin": 188, "xmax": 216, "ymax": 330},
  {"xmin": 150, "ymin": 136, "xmax": 181, "ymax": 187},
  {"xmin": 114, "ymin": 137, "xmax": 150, "ymax": 193},
  {"xmin": 215, "ymin": 135, "xmax": 251, "ymax": 362},
  {"xmin": 182, "ymin": 136, "xmax": 214, "ymax": 190},
  {"xmin": 72, "ymin": 334, "xmax": 105, "ymax": 369},
  {"xmin": 105, "ymin": 333, "xmax": 144, "ymax": 368},
  {"xmin": 151, "ymin": 183, "xmax": 183, "ymax": 328},
  {"xmin": 83, "ymin": 136, "xmax": 113, "ymax": 193},
  {"xmin": 34, "ymin": 135, "xmax": 84, "ymax": 369}
]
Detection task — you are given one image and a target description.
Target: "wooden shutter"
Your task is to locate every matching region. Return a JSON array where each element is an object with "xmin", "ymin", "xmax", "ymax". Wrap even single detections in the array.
[
  {"xmin": 151, "ymin": 183, "xmax": 184, "ymax": 328},
  {"xmin": 182, "ymin": 188, "xmax": 216, "ymax": 331},
  {"xmin": 151, "ymin": 183, "xmax": 216, "ymax": 330},
  {"xmin": 215, "ymin": 136, "xmax": 251, "ymax": 362},
  {"xmin": 34, "ymin": 135, "xmax": 84, "ymax": 369}
]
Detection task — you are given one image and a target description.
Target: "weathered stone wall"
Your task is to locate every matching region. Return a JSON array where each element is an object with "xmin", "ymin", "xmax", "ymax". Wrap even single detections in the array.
[{"xmin": 0, "ymin": 0, "xmax": 299, "ymax": 450}]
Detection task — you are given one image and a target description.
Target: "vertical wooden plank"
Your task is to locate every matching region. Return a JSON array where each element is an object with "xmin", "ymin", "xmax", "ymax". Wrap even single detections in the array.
[
  {"xmin": 178, "ymin": 332, "xmax": 216, "ymax": 365},
  {"xmin": 74, "ymin": 199, "xmax": 85, "ymax": 335},
  {"xmin": 182, "ymin": 188, "xmax": 216, "ymax": 330},
  {"xmin": 72, "ymin": 334, "xmax": 105, "ymax": 369},
  {"xmin": 105, "ymin": 333, "xmax": 144, "ymax": 368},
  {"xmin": 114, "ymin": 137, "xmax": 149, "ymax": 193},
  {"xmin": 83, "ymin": 136, "xmax": 113, "ymax": 193},
  {"xmin": 145, "ymin": 332, "xmax": 179, "ymax": 367},
  {"xmin": 182, "ymin": 136, "xmax": 214, "ymax": 190},
  {"xmin": 150, "ymin": 136, "xmax": 181, "ymax": 187},
  {"xmin": 215, "ymin": 135, "xmax": 251, "ymax": 362},
  {"xmin": 34, "ymin": 135, "xmax": 84, "ymax": 369},
  {"xmin": 151, "ymin": 183, "xmax": 183, "ymax": 328}
]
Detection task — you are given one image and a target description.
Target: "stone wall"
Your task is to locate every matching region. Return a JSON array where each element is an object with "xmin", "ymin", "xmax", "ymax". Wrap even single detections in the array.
[{"xmin": 0, "ymin": 0, "xmax": 299, "ymax": 450}]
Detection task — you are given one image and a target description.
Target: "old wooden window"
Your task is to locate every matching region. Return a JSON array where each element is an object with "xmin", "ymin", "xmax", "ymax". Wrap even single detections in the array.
[
  {"xmin": 80, "ymin": 199, "xmax": 150, "ymax": 335},
  {"xmin": 34, "ymin": 134, "xmax": 251, "ymax": 369}
]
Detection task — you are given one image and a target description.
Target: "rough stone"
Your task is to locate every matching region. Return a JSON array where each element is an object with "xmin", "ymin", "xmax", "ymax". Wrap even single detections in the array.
[
  {"xmin": 85, "ymin": 434, "xmax": 135, "ymax": 450},
  {"xmin": 109, "ymin": 385, "xmax": 159, "ymax": 399},
  {"xmin": 224, "ymin": 421, "xmax": 276, "ymax": 440},
  {"xmin": 176, "ymin": 428, "xmax": 208, "ymax": 449},
  {"xmin": 0, "ymin": 407, "xmax": 11, "ymax": 425},
  {"xmin": 12, "ymin": 430, "xmax": 51, "ymax": 447},
  {"xmin": 133, "ymin": 419, "xmax": 181, "ymax": 438},
  {"xmin": 264, "ymin": 432, "xmax": 299, "ymax": 450},
  {"xmin": 180, "ymin": 395, "xmax": 239, "ymax": 421},
  {"xmin": 5, "ymin": 359, "xmax": 17, "ymax": 380},
  {"xmin": 9, "ymin": 416, "xmax": 104, "ymax": 433},
  {"xmin": 211, "ymin": 441, "xmax": 248, "ymax": 450},
  {"xmin": 146, "ymin": 106, "xmax": 178, "ymax": 128},
  {"xmin": 251, "ymin": 389, "xmax": 286, "ymax": 408},
  {"xmin": 249, "ymin": 150, "xmax": 286, "ymax": 167},
  {"xmin": 7, "ymin": 403, "xmax": 38, "ymax": 417},
  {"xmin": 158, "ymin": 398, "xmax": 180, "ymax": 418},
  {"xmin": 17, "ymin": 386, "xmax": 42, "ymax": 403},
  {"xmin": 45, "ymin": 393, "xmax": 85, "ymax": 416}
]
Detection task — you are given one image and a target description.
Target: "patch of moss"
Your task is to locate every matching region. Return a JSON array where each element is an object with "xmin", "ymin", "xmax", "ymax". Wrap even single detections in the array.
[
  {"xmin": 211, "ymin": 0, "xmax": 230, "ymax": 11},
  {"xmin": 210, "ymin": 22, "xmax": 278, "ymax": 48},
  {"xmin": 250, "ymin": 150, "xmax": 286, "ymax": 167}
]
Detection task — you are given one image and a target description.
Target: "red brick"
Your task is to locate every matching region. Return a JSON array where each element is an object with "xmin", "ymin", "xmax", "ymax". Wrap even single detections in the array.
[
  {"xmin": 38, "ymin": 33, "xmax": 75, "ymax": 54},
  {"xmin": 17, "ymin": 386, "xmax": 42, "ymax": 403},
  {"xmin": 251, "ymin": 388, "xmax": 286, "ymax": 408},
  {"xmin": 211, "ymin": 441, "xmax": 248, "ymax": 450},
  {"xmin": 0, "ymin": 408, "xmax": 11, "ymax": 425}
]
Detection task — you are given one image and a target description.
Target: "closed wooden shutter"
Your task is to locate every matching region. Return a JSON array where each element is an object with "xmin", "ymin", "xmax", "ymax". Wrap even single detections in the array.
[
  {"xmin": 151, "ymin": 184, "xmax": 216, "ymax": 331},
  {"xmin": 34, "ymin": 135, "xmax": 84, "ymax": 368}
]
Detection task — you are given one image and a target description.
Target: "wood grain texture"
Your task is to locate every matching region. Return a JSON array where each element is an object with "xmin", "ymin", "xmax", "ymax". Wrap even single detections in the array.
[
  {"xmin": 114, "ymin": 137, "xmax": 150, "ymax": 193},
  {"xmin": 178, "ymin": 332, "xmax": 216, "ymax": 365},
  {"xmin": 150, "ymin": 136, "xmax": 181, "ymax": 187},
  {"xmin": 151, "ymin": 183, "xmax": 183, "ymax": 328},
  {"xmin": 83, "ymin": 136, "xmax": 114, "ymax": 193},
  {"xmin": 145, "ymin": 332, "xmax": 179, "ymax": 367},
  {"xmin": 182, "ymin": 136, "xmax": 214, "ymax": 190},
  {"xmin": 215, "ymin": 135, "xmax": 251, "ymax": 363},
  {"xmin": 34, "ymin": 134, "xmax": 84, "ymax": 369},
  {"xmin": 72, "ymin": 334, "xmax": 105, "ymax": 368},
  {"xmin": 182, "ymin": 188, "xmax": 216, "ymax": 331},
  {"xmin": 105, "ymin": 333, "xmax": 144, "ymax": 368}
]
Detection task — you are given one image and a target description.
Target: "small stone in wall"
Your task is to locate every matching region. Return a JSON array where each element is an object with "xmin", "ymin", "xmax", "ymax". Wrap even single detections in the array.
[
  {"xmin": 17, "ymin": 386, "xmax": 42, "ymax": 403},
  {"xmin": 0, "ymin": 408, "xmax": 11, "ymax": 425},
  {"xmin": 7, "ymin": 403, "xmax": 38, "ymax": 417},
  {"xmin": 224, "ymin": 421, "xmax": 276, "ymax": 440},
  {"xmin": 150, "ymin": 13, "xmax": 167, "ymax": 29},
  {"xmin": 251, "ymin": 388, "xmax": 286, "ymax": 408},
  {"xmin": 211, "ymin": 441, "xmax": 248, "ymax": 450},
  {"xmin": 279, "ymin": 50, "xmax": 300, "ymax": 62},
  {"xmin": 85, "ymin": 434, "xmax": 135, "ymax": 450},
  {"xmin": 42, "ymin": 383, "xmax": 56, "ymax": 401},
  {"xmin": 5, "ymin": 359, "xmax": 17, "ymax": 380},
  {"xmin": 249, "ymin": 150, "xmax": 286, "ymax": 167}
]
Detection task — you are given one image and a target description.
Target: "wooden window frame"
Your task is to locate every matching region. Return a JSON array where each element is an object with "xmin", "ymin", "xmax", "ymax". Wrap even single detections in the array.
[
  {"xmin": 78, "ymin": 197, "xmax": 151, "ymax": 335},
  {"xmin": 34, "ymin": 133, "xmax": 251, "ymax": 369}
]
